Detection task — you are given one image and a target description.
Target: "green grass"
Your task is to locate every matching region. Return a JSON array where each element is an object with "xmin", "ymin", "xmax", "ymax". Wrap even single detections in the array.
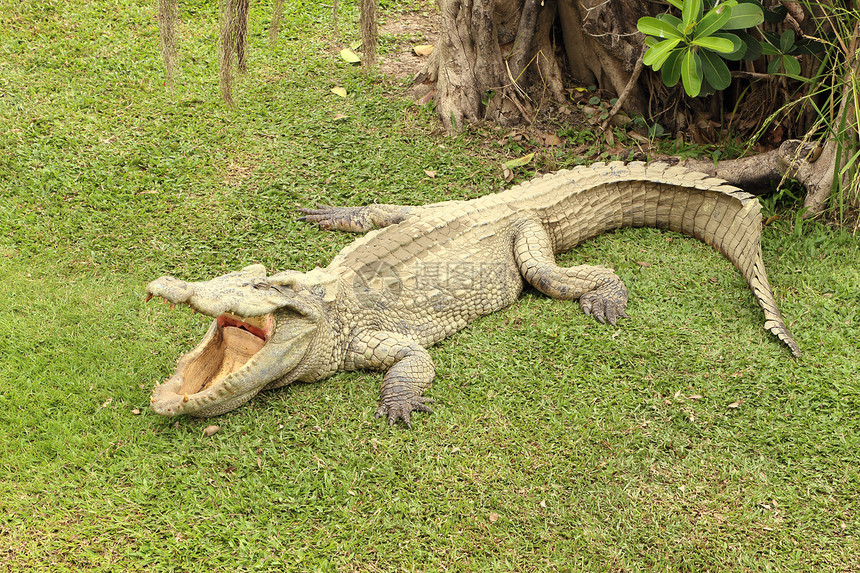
[{"xmin": 1, "ymin": 0, "xmax": 859, "ymax": 571}]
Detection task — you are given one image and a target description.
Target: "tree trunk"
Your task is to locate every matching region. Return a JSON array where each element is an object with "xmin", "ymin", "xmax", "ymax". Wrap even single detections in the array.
[
  {"xmin": 422, "ymin": 0, "xmax": 858, "ymax": 218},
  {"xmin": 424, "ymin": 0, "xmax": 511, "ymax": 130},
  {"xmin": 426, "ymin": 0, "xmax": 649, "ymax": 130},
  {"xmin": 361, "ymin": 0, "xmax": 378, "ymax": 67}
]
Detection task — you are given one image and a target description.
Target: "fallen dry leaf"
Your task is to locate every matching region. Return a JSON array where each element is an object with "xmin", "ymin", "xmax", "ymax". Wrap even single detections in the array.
[
  {"xmin": 412, "ymin": 44, "xmax": 434, "ymax": 56},
  {"xmin": 727, "ymin": 400, "xmax": 743, "ymax": 409},
  {"xmin": 330, "ymin": 86, "xmax": 347, "ymax": 98},
  {"xmin": 604, "ymin": 130, "xmax": 615, "ymax": 147},
  {"xmin": 542, "ymin": 133, "xmax": 563, "ymax": 146},
  {"xmin": 203, "ymin": 425, "xmax": 221, "ymax": 437},
  {"xmin": 339, "ymin": 48, "xmax": 361, "ymax": 64},
  {"xmin": 417, "ymin": 90, "xmax": 435, "ymax": 105},
  {"xmin": 489, "ymin": 512, "xmax": 499, "ymax": 522},
  {"xmin": 424, "ymin": 169, "xmax": 437, "ymax": 178},
  {"xmin": 131, "ymin": 408, "xmax": 141, "ymax": 415}
]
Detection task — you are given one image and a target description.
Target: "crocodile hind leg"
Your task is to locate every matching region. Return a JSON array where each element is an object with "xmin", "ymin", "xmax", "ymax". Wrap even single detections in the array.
[
  {"xmin": 344, "ymin": 330, "xmax": 435, "ymax": 428},
  {"xmin": 514, "ymin": 219, "xmax": 629, "ymax": 325},
  {"xmin": 299, "ymin": 204, "xmax": 414, "ymax": 232}
]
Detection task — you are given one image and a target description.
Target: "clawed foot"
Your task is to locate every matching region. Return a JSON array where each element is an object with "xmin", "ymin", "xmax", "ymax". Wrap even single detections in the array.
[
  {"xmin": 299, "ymin": 205, "xmax": 362, "ymax": 232},
  {"xmin": 375, "ymin": 394, "xmax": 434, "ymax": 429},
  {"xmin": 580, "ymin": 283, "xmax": 629, "ymax": 326}
]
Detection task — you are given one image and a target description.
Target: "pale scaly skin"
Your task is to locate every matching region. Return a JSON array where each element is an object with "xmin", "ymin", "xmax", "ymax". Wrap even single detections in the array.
[{"xmin": 146, "ymin": 161, "xmax": 799, "ymax": 426}]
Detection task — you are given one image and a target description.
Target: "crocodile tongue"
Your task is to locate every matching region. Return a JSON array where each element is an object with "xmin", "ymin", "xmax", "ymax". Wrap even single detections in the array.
[{"xmin": 179, "ymin": 314, "xmax": 268, "ymax": 395}]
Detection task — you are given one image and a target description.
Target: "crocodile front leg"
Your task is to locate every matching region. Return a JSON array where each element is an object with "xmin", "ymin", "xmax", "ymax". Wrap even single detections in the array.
[
  {"xmin": 299, "ymin": 204, "xmax": 414, "ymax": 232},
  {"xmin": 344, "ymin": 330, "xmax": 435, "ymax": 428},
  {"xmin": 514, "ymin": 219, "xmax": 629, "ymax": 325}
]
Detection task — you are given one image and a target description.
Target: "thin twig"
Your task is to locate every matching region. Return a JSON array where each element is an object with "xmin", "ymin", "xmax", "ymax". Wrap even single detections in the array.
[{"xmin": 601, "ymin": 45, "xmax": 645, "ymax": 130}]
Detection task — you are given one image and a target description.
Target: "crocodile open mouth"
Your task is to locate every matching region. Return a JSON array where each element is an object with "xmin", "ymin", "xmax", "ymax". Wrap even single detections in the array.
[{"xmin": 177, "ymin": 313, "xmax": 272, "ymax": 396}]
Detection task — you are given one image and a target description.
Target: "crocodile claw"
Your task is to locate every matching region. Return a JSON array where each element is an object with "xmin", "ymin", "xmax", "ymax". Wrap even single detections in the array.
[
  {"xmin": 375, "ymin": 396, "xmax": 434, "ymax": 429},
  {"xmin": 580, "ymin": 284, "xmax": 629, "ymax": 326}
]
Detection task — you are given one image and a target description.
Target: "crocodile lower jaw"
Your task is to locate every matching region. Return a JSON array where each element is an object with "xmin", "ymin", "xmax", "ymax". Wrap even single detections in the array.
[{"xmin": 150, "ymin": 313, "xmax": 273, "ymax": 416}]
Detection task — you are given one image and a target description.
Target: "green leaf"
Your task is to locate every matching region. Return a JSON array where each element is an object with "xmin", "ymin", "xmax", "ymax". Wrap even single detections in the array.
[
  {"xmin": 779, "ymin": 30, "xmax": 795, "ymax": 52},
  {"xmin": 637, "ymin": 17, "xmax": 684, "ymax": 39},
  {"xmin": 657, "ymin": 13, "xmax": 683, "ymax": 28},
  {"xmin": 682, "ymin": 0, "xmax": 702, "ymax": 32},
  {"xmin": 735, "ymin": 30, "xmax": 763, "ymax": 60},
  {"xmin": 643, "ymin": 38, "xmax": 682, "ymax": 71},
  {"xmin": 763, "ymin": 4, "xmax": 788, "ymax": 23},
  {"xmin": 644, "ymin": 36, "xmax": 659, "ymax": 48},
  {"xmin": 661, "ymin": 49, "xmax": 684, "ymax": 87},
  {"xmin": 666, "ymin": 0, "xmax": 685, "ymax": 10},
  {"xmin": 692, "ymin": 35, "xmax": 735, "ymax": 53},
  {"xmin": 722, "ymin": 3, "xmax": 764, "ymax": 29},
  {"xmin": 760, "ymin": 41, "xmax": 779, "ymax": 56},
  {"xmin": 767, "ymin": 55, "xmax": 782, "ymax": 74},
  {"xmin": 782, "ymin": 55, "xmax": 801, "ymax": 77},
  {"xmin": 681, "ymin": 49, "xmax": 703, "ymax": 97},
  {"xmin": 503, "ymin": 152, "xmax": 535, "ymax": 169},
  {"xmin": 711, "ymin": 32, "xmax": 746, "ymax": 60},
  {"xmin": 700, "ymin": 49, "xmax": 731, "ymax": 90},
  {"xmin": 694, "ymin": 4, "xmax": 732, "ymax": 39},
  {"xmin": 793, "ymin": 37, "xmax": 827, "ymax": 56}
]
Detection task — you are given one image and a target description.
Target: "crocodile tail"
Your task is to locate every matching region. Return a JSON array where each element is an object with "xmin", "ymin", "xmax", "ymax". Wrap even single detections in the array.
[
  {"xmin": 641, "ymin": 164, "xmax": 801, "ymax": 357},
  {"xmin": 537, "ymin": 162, "xmax": 800, "ymax": 356},
  {"xmin": 712, "ymin": 192, "xmax": 801, "ymax": 357}
]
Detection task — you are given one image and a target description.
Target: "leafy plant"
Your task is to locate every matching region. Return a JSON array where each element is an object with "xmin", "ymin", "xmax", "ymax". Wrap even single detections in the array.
[
  {"xmin": 638, "ymin": 0, "xmax": 764, "ymax": 96},
  {"xmin": 760, "ymin": 29, "xmax": 803, "ymax": 76}
]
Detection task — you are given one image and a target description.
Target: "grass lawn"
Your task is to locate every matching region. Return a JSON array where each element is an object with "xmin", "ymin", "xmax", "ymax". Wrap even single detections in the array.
[{"xmin": 1, "ymin": 0, "xmax": 858, "ymax": 571}]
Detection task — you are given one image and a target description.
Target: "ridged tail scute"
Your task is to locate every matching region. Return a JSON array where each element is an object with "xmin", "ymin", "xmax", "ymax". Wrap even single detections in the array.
[
  {"xmin": 722, "ymin": 194, "xmax": 800, "ymax": 357},
  {"xmin": 537, "ymin": 162, "xmax": 800, "ymax": 357}
]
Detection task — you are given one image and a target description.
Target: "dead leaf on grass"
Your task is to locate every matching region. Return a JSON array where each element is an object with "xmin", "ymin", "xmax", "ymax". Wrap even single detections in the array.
[
  {"xmin": 424, "ymin": 169, "xmax": 436, "ymax": 178},
  {"xmin": 542, "ymin": 133, "xmax": 563, "ymax": 146},
  {"xmin": 330, "ymin": 86, "xmax": 347, "ymax": 98},
  {"xmin": 502, "ymin": 152, "xmax": 534, "ymax": 170},
  {"xmin": 339, "ymin": 48, "xmax": 361, "ymax": 64},
  {"xmin": 417, "ymin": 89, "xmax": 435, "ymax": 105},
  {"xmin": 489, "ymin": 512, "xmax": 500, "ymax": 522},
  {"xmin": 203, "ymin": 425, "xmax": 221, "ymax": 437},
  {"xmin": 727, "ymin": 400, "xmax": 743, "ymax": 409}
]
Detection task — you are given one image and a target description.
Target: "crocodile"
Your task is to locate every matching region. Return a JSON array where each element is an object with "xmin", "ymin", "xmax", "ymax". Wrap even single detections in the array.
[{"xmin": 145, "ymin": 161, "xmax": 799, "ymax": 426}]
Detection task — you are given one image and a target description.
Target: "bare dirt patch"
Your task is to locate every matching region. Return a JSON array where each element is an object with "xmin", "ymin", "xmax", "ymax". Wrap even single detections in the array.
[{"xmin": 377, "ymin": 10, "xmax": 440, "ymax": 81}]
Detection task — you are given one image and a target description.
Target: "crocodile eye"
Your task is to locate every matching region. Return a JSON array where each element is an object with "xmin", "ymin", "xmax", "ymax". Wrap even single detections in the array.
[{"xmin": 311, "ymin": 285, "xmax": 326, "ymax": 298}]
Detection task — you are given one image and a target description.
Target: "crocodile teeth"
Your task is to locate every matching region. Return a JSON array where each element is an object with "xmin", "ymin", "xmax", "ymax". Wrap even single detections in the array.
[{"xmin": 216, "ymin": 313, "xmax": 269, "ymax": 340}]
